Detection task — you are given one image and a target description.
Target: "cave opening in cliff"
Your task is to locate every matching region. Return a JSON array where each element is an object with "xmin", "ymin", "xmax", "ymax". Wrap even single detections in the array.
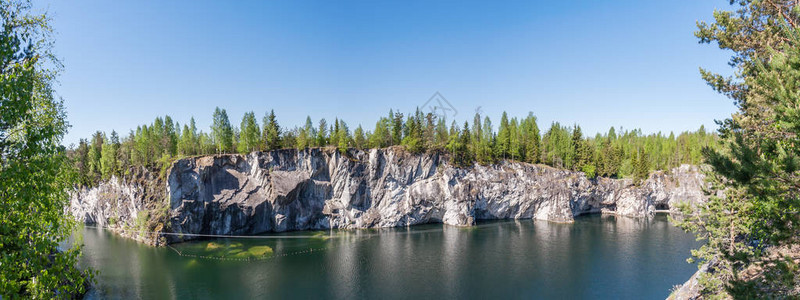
[{"xmin": 655, "ymin": 203, "xmax": 669, "ymax": 211}]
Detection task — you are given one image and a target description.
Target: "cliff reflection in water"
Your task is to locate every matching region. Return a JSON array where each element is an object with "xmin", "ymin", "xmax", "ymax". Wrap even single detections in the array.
[{"xmin": 80, "ymin": 214, "xmax": 698, "ymax": 299}]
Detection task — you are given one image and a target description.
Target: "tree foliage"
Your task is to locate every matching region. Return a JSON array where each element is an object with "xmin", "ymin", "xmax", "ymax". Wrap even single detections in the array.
[
  {"xmin": 75, "ymin": 106, "xmax": 715, "ymax": 190},
  {"xmin": 675, "ymin": 1, "xmax": 800, "ymax": 297},
  {"xmin": 262, "ymin": 110, "xmax": 280, "ymax": 151},
  {"xmin": 1, "ymin": 0, "xmax": 89, "ymax": 297},
  {"xmin": 238, "ymin": 111, "xmax": 260, "ymax": 154},
  {"xmin": 211, "ymin": 107, "xmax": 233, "ymax": 154}
]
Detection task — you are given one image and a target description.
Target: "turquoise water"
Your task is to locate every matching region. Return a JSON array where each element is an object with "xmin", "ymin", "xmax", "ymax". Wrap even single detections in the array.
[{"xmin": 79, "ymin": 214, "xmax": 699, "ymax": 299}]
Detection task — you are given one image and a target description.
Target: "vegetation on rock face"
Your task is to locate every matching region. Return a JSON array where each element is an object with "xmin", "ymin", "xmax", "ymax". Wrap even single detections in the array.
[
  {"xmin": 0, "ymin": 0, "xmax": 90, "ymax": 297},
  {"xmin": 675, "ymin": 0, "xmax": 800, "ymax": 297},
  {"xmin": 71, "ymin": 105, "xmax": 716, "ymax": 187}
]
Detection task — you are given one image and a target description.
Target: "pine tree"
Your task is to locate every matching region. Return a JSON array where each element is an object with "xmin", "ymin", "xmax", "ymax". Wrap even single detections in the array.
[{"xmin": 674, "ymin": 2, "xmax": 800, "ymax": 296}]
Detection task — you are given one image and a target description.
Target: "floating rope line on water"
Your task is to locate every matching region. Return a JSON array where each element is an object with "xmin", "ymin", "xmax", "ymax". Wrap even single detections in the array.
[
  {"xmin": 83, "ymin": 224, "xmax": 452, "ymax": 240},
  {"xmin": 165, "ymin": 243, "xmax": 332, "ymax": 262},
  {"xmin": 84, "ymin": 225, "xmax": 344, "ymax": 239}
]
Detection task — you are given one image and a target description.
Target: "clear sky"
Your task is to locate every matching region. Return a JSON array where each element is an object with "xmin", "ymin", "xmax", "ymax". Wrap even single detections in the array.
[{"xmin": 37, "ymin": 0, "xmax": 737, "ymax": 146}]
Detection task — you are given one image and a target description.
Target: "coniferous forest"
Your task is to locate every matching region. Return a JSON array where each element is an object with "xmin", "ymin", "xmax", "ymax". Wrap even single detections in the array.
[{"xmin": 70, "ymin": 107, "xmax": 716, "ymax": 186}]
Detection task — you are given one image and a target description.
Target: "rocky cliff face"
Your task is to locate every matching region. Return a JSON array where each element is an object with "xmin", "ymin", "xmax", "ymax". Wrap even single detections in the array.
[
  {"xmin": 69, "ymin": 168, "xmax": 168, "ymax": 245},
  {"xmin": 69, "ymin": 147, "xmax": 708, "ymax": 244}
]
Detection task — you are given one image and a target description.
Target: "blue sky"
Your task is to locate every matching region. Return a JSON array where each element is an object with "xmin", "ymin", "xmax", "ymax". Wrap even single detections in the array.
[{"xmin": 38, "ymin": 1, "xmax": 736, "ymax": 145}]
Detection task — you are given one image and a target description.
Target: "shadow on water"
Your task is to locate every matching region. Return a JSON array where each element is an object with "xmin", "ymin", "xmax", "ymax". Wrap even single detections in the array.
[{"xmin": 78, "ymin": 214, "xmax": 700, "ymax": 299}]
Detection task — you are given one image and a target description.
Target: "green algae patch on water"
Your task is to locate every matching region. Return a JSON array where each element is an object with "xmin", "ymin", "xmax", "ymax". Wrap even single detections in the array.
[
  {"xmin": 174, "ymin": 240, "xmax": 275, "ymax": 260},
  {"xmin": 247, "ymin": 245, "xmax": 273, "ymax": 257},
  {"xmin": 310, "ymin": 231, "xmax": 332, "ymax": 240},
  {"xmin": 205, "ymin": 242, "xmax": 223, "ymax": 251},
  {"xmin": 185, "ymin": 259, "xmax": 199, "ymax": 269}
]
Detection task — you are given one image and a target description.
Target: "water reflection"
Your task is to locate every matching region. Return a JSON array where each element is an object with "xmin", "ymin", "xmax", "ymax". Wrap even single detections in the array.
[{"xmin": 79, "ymin": 215, "xmax": 699, "ymax": 299}]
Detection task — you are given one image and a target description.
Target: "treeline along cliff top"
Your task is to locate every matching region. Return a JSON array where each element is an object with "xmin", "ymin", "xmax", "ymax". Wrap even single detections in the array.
[{"xmin": 69, "ymin": 107, "xmax": 716, "ymax": 187}]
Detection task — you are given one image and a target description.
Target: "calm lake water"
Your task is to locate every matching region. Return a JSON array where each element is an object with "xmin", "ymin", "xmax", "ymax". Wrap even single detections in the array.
[{"xmin": 78, "ymin": 214, "xmax": 699, "ymax": 299}]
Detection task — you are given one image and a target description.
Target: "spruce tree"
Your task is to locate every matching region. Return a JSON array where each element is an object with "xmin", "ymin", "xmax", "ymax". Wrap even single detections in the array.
[
  {"xmin": 189, "ymin": 117, "xmax": 198, "ymax": 155},
  {"xmin": 390, "ymin": 110, "xmax": 403, "ymax": 146},
  {"xmin": 509, "ymin": 118, "xmax": 520, "ymax": 161},
  {"xmin": 454, "ymin": 122, "xmax": 472, "ymax": 166},
  {"xmin": 262, "ymin": 110, "xmax": 281, "ymax": 150},
  {"xmin": 497, "ymin": 112, "xmax": 510, "ymax": 159},
  {"xmin": 330, "ymin": 118, "xmax": 340, "ymax": 147},
  {"xmin": 522, "ymin": 113, "xmax": 540, "ymax": 164},
  {"xmin": 571, "ymin": 125, "xmax": 587, "ymax": 171}
]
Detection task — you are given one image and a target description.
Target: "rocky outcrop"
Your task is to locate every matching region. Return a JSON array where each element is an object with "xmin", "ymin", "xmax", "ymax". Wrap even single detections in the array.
[
  {"xmin": 669, "ymin": 263, "xmax": 709, "ymax": 300},
  {"xmin": 69, "ymin": 169, "xmax": 169, "ymax": 245},
  {"xmin": 69, "ymin": 147, "xmax": 708, "ymax": 244}
]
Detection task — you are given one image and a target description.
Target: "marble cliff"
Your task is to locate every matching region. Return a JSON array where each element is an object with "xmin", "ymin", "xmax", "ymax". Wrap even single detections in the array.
[{"xmin": 69, "ymin": 147, "xmax": 707, "ymax": 245}]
